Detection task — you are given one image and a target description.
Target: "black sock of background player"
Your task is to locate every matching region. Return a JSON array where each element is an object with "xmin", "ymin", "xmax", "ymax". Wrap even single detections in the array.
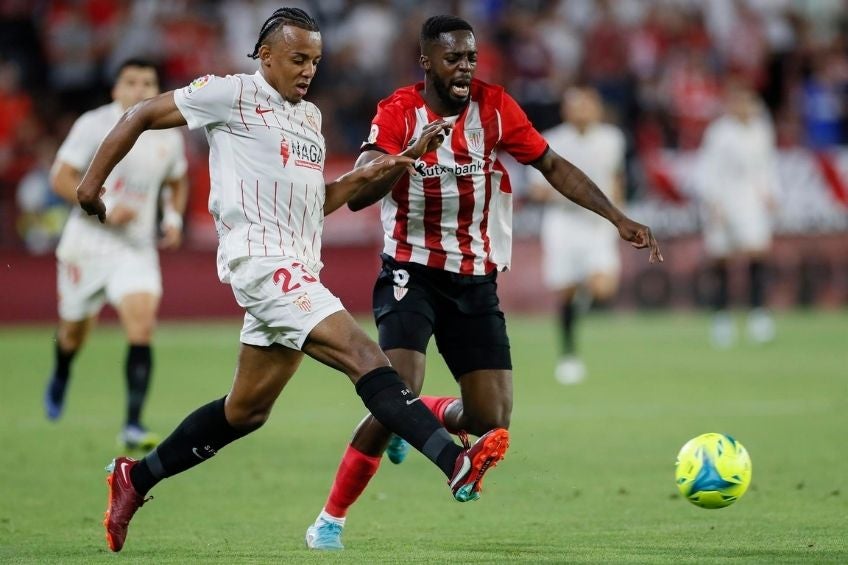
[
  {"xmin": 560, "ymin": 300, "xmax": 576, "ymax": 356},
  {"xmin": 749, "ymin": 260, "xmax": 767, "ymax": 309},
  {"xmin": 711, "ymin": 263, "xmax": 729, "ymax": 311},
  {"xmin": 130, "ymin": 397, "xmax": 252, "ymax": 495},
  {"xmin": 52, "ymin": 340, "xmax": 77, "ymax": 385},
  {"xmin": 125, "ymin": 344, "xmax": 152, "ymax": 427},
  {"xmin": 355, "ymin": 366, "xmax": 461, "ymax": 477}
]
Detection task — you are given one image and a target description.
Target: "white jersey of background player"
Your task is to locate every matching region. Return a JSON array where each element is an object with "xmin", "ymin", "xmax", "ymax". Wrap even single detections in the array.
[
  {"xmin": 45, "ymin": 59, "xmax": 189, "ymax": 450},
  {"xmin": 527, "ymin": 86, "xmax": 625, "ymax": 384},
  {"xmin": 696, "ymin": 83, "xmax": 778, "ymax": 347}
]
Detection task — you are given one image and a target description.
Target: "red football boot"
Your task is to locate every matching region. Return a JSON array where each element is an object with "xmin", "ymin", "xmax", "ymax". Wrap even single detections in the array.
[
  {"xmin": 448, "ymin": 428, "xmax": 510, "ymax": 502},
  {"xmin": 103, "ymin": 457, "xmax": 150, "ymax": 552}
]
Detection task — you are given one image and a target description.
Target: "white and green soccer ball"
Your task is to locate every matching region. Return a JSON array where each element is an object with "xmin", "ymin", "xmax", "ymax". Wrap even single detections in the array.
[{"xmin": 675, "ymin": 433, "xmax": 752, "ymax": 509}]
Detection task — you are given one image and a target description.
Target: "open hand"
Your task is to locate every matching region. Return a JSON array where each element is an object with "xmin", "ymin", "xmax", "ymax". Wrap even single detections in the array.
[
  {"xmin": 360, "ymin": 153, "xmax": 417, "ymax": 182},
  {"xmin": 616, "ymin": 217, "xmax": 663, "ymax": 263},
  {"xmin": 407, "ymin": 119, "xmax": 452, "ymax": 159}
]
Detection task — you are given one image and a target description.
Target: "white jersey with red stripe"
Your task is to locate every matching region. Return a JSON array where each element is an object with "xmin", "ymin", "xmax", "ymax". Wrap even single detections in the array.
[
  {"xmin": 362, "ymin": 79, "xmax": 548, "ymax": 275},
  {"xmin": 55, "ymin": 101, "xmax": 187, "ymax": 261},
  {"xmin": 173, "ymin": 72, "xmax": 326, "ymax": 282}
]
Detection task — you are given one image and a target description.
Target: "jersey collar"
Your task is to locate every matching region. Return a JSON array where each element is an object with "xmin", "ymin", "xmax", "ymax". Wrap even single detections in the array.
[
  {"xmin": 253, "ymin": 70, "xmax": 286, "ymax": 106},
  {"xmin": 413, "ymin": 81, "xmax": 468, "ymax": 122}
]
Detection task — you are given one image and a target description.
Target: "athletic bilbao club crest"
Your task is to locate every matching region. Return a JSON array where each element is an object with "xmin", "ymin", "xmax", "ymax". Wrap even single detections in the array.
[
  {"xmin": 392, "ymin": 268, "xmax": 410, "ymax": 301},
  {"xmin": 294, "ymin": 292, "xmax": 312, "ymax": 312},
  {"xmin": 466, "ymin": 128, "xmax": 484, "ymax": 153},
  {"xmin": 393, "ymin": 286, "xmax": 408, "ymax": 301},
  {"xmin": 280, "ymin": 136, "xmax": 290, "ymax": 166}
]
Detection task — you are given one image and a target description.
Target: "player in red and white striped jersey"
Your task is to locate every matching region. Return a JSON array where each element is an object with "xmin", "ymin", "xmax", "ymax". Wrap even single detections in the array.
[
  {"xmin": 76, "ymin": 8, "xmax": 510, "ymax": 553},
  {"xmin": 307, "ymin": 15, "xmax": 662, "ymax": 549}
]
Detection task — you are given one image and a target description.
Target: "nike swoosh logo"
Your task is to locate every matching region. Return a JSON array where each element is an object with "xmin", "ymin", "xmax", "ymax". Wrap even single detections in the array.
[
  {"xmin": 192, "ymin": 447, "xmax": 207, "ymax": 460},
  {"xmin": 119, "ymin": 461, "xmax": 131, "ymax": 485},
  {"xmin": 449, "ymin": 455, "xmax": 471, "ymax": 488},
  {"xmin": 405, "ymin": 397, "xmax": 420, "ymax": 406},
  {"xmin": 256, "ymin": 106, "xmax": 273, "ymax": 115}
]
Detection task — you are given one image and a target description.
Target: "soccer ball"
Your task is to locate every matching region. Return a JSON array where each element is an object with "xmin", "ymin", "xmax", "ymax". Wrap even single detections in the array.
[{"xmin": 674, "ymin": 433, "xmax": 752, "ymax": 509}]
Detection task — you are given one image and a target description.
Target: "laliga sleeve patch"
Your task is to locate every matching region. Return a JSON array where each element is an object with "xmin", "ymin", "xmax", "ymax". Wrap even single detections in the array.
[{"xmin": 185, "ymin": 75, "xmax": 211, "ymax": 95}]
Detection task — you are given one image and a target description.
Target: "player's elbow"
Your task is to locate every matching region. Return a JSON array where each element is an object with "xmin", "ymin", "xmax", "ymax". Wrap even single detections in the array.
[
  {"xmin": 120, "ymin": 102, "xmax": 154, "ymax": 132},
  {"xmin": 347, "ymin": 193, "xmax": 373, "ymax": 212}
]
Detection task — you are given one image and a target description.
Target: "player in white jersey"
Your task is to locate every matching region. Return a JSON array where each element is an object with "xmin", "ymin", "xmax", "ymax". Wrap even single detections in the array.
[
  {"xmin": 44, "ymin": 59, "xmax": 189, "ymax": 451},
  {"xmin": 305, "ymin": 16, "xmax": 662, "ymax": 551},
  {"xmin": 76, "ymin": 8, "xmax": 510, "ymax": 554},
  {"xmin": 526, "ymin": 86, "xmax": 626, "ymax": 384},
  {"xmin": 696, "ymin": 82, "xmax": 778, "ymax": 347}
]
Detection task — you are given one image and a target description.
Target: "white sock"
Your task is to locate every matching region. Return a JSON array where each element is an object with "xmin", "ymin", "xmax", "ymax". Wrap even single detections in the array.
[{"xmin": 318, "ymin": 509, "xmax": 345, "ymax": 526}]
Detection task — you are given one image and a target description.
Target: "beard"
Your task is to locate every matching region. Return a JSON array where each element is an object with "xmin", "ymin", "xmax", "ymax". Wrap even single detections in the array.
[{"xmin": 432, "ymin": 77, "xmax": 469, "ymax": 114}]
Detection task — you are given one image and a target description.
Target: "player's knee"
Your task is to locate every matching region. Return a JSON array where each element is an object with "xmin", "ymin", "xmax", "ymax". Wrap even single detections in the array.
[
  {"xmin": 58, "ymin": 325, "xmax": 87, "ymax": 350},
  {"xmin": 465, "ymin": 410, "xmax": 511, "ymax": 436},
  {"xmin": 126, "ymin": 321, "xmax": 156, "ymax": 343},
  {"xmin": 226, "ymin": 403, "xmax": 271, "ymax": 432},
  {"xmin": 348, "ymin": 343, "xmax": 391, "ymax": 381},
  {"xmin": 589, "ymin": 274, "xmax": 618, "ymax": 301},
  {"xmin": 61, "ymin": 333, "xmax": 85, "ymax": 351}
]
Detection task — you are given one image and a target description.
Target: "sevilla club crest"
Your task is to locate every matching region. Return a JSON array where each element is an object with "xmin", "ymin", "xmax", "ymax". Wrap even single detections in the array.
[
  {"xmin": 280, "ymin": 136, "xmax": 290, "ymax": 166},
  {"xmin": 294, "ymin": 292, "xmax": 312, "ymax": 312}
]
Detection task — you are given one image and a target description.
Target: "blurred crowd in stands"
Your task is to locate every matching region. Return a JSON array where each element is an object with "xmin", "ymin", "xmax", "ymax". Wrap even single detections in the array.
[{"xmin": 1, "ymin": 0, "xmax": 847, "ymax": 252}]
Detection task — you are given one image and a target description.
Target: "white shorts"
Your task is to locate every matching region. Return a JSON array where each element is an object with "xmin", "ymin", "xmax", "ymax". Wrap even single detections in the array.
[
  {"xmin": 540, "ymin": 208, "xmax": 621, "ymax": 290},
  {"xmin": 703, "ymin": 203, "xmax": 772, "ymax": 258},
  {"xmin": 57, "ymin": 249, "xmax": 162, "ymax": 321},
  {"xmin": 229, "ymin": 256, "xmax": 345, "ymax": 350}
]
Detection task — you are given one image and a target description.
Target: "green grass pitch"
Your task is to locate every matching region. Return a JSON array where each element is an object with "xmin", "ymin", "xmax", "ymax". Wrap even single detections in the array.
[{"xmin": 1, "ymin": 311, "xmax": 846, "ymax": 563}]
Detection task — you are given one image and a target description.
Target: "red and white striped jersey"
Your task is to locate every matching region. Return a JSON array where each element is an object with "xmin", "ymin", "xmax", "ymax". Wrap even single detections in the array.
[
  {"xmin": 362, "ymin": 79, "xmax": 548, "ymax": 275},
  {"xmin": 174, "ymin": 72, "xmax": 326, "ymax": 282}
]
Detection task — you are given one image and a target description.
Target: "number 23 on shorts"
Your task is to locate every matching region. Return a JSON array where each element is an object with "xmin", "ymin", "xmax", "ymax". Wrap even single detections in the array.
[{"xmin": 273, "ymin": 262, "xmax": 318, "ymax": 294}]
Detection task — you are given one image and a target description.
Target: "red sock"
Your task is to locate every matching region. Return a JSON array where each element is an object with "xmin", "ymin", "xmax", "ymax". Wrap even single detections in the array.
[
  {"xmin": 324, "ymin": 444, "xmax": 381, "ymax": 518},
  {"xmin": 421, "ymin": 395, "xmax": 459, "ymax": 433}
]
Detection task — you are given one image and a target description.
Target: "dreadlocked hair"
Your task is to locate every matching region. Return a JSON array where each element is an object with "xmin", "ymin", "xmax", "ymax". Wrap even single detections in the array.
[
  {"xmin": 419, "ymin": 15, "xmax": 473, "ymax": 50},
  {"xmin": 247, "ymin": 7, "xmax": 320, "ymax": 59}
]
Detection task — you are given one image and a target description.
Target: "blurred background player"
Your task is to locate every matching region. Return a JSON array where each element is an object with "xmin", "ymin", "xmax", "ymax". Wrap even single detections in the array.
[
  {"xmin": 526, "ymin": 86, "xmax": 626, "ymax": 384},
  {"xmin": 44, "ymin": 58, "xmax": 189, "ymax": 450},
  {"xmin": 696, "ymin": 81, "xmax": 778, "ymax": 348},
  {"xmin": 305, "ymin": 15, "xmax": 661, "ymax": 551}
]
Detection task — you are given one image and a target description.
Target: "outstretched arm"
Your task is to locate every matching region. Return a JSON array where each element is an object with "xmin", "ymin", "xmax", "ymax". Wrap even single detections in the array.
[
  {"xmin": 343, "ymin": 119, "xmax": 452, "ymax": 212},
  {"xmin": 323, "ymin": 154, "xmax": 415, "ymax": 215},
  {"xmin": 532, "ymin": 148, "xmax": 663, "ymax": 263},
  {"xmin": 76, "ymin": 92, "xmax": 187, "ymax": 222}
]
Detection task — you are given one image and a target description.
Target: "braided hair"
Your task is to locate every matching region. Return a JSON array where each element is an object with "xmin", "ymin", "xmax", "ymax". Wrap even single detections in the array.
[{"xmin": 247, "ymin": 7, "xmax": 320, "ymax": 59}]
